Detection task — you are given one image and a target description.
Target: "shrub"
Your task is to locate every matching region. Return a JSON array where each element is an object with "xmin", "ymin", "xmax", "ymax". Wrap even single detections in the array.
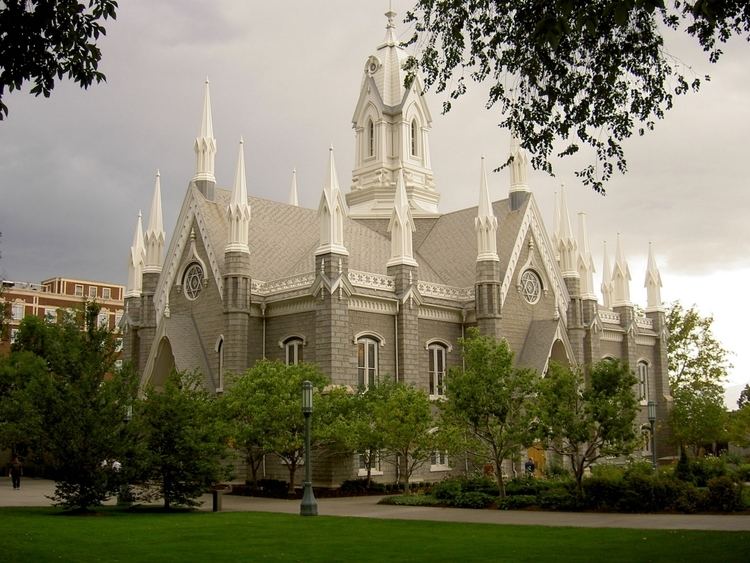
[
  {"xmin": 451, "ymin": 491, "xmax": 494, "ymax": 509},
  {"xmin": 544, "ymin": 463, "xmax": 569, "ymax": 479},
  {"xmin": 432, "ymin": 478, "xmax": 463, "ymax": 502},
  {"xmin": 498, "ymin": 495, "xmax": 537, "ymax": 510},
  {"xmin": 537, "ymin": 489, "xmax": 580, "ymax": 511},
  {"xmin": 735, "ymin": 464, "xmax": 750, "ymax": 482},
  {"xmin": 339, "ymin": 479, "xmax": 369, "ymax": 494},
  {"xmin": 582, "ymin": 474, "xmax": 625, "ymax": 510},
  {"xmin": 707, "ymin": 476, "xmax": 743, "ymax": 512},
  {"xmin": 671, "ymin": 482, "xmax": 708, "ymax": 514},
  {"xmin": 463, "ymin": 476, "xmax": 499, "ymax": 496},
  {"xmin": 257, "ymin": 479, "xmax": 289, "ymax": 498},
  {"xmin": 378, "ymin": 494, "xmax": 442, "ymax": 507}
]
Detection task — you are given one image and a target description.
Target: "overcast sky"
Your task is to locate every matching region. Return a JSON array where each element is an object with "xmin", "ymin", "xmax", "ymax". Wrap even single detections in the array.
[{"xmin": 0, "ymin": 1, "xmax": 747, "ymax": 403}]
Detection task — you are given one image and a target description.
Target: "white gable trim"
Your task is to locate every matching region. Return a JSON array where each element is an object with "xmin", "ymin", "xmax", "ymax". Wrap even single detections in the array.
[
  {"xmin": 154, "ymin": 188, "xmax": 223, "ymax": 318},
  {"xmin": 500, "ymin": 196, "xmax": 569, "ymax": 320}
]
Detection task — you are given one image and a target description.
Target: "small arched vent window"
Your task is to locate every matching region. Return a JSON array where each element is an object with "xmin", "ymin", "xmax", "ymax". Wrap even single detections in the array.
[
  {"xmin": 368, "ymin": 119, "xmax": 375, "ymax": 157},
  {"xmin": 410, "ymin": 119, "xmax": 418, "ymax": 156}
]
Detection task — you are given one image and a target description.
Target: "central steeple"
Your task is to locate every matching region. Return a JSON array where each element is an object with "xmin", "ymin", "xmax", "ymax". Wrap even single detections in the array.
[{"xmin": 347, "ymin": 9, "xmax": 439, "ymax": 218}]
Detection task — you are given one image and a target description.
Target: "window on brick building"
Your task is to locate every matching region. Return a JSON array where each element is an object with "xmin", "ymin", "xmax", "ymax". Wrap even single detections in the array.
[
  {"xmin": 11, "ymin": 302, "xmax": 25, "ymax": 321},
  {"xmin": 102, "ymin": 288, "xmax": 111, "ymax": 300},
  {"xmin": 74, "ymin": 285, "xmax": 84, "ymax": 297},
  {"xmin": 98, "ymin": 311, "xmax": 109, "ymax": 329},
  {"xmin": 428, "ymin": 343, "xmax": 447, "ymax": 398},
  {"xmin": 357, "ymin": 336, "xmax": 379, "ymax": 390},
  {"xmin": 45, "ymin": 308, "xmax": 57, "ymax": 323},
  {"xmin": 284, "ymin": 337, "xmax": 304, "ymax": 365},
  {"xmin": 89, "ymin": 286, "xmax": 97, "ymax": 299},
  {"xmin": 430, "ymin": 450, "xmax": 449, "ymax": 471},
  {"xmin": 637, "ymin": 361, "xmax": 650, "ymax": 403}
]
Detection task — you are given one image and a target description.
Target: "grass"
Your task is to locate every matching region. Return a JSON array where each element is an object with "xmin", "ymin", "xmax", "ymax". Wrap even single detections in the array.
[{"xmin": 3, "ymin": 507, "xmax": 749, "ymax": 562}]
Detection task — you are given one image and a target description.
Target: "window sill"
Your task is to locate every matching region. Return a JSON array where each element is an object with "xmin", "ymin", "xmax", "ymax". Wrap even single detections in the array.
[
  {"xmin": 430, "ymin": 465, "xmax": 451, "ymax": 473},
  {"xmin": 357, "ymin": 469, "xmax": 383, "ymax": 477}
]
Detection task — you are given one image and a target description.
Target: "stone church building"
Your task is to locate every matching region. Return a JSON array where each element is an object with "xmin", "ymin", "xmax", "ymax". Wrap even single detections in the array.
[{"xmin": 122, "ymin": 11, "xmax": 671, "ymax": 485}]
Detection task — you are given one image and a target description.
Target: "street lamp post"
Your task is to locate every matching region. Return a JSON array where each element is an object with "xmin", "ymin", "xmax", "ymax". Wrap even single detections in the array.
[
  {"xmin": 647, "ymin": 400, "xmax": 656, "ymax": 469},
  {"xmin": 300, "ymin": 380, "xmax": 318, "ymax": 516}
]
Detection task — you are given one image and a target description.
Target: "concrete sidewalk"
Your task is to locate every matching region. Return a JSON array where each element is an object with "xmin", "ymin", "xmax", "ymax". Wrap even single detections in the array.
[{"xmin": 3, "ymin": 478, "xmax": 748, "ymax": 531}]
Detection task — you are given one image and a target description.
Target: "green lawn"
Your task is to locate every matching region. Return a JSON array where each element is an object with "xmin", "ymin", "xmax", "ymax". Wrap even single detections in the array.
[{"xmin": 4, "ymin": 507, "xmax": 748, "ymax": 562}]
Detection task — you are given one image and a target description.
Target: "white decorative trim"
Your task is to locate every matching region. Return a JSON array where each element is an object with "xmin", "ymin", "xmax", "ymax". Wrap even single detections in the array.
[
  {"xmin": 418, "ymin": 305, "xmax": 465, "ymax": 323},
  {"xmin": 348, "ymin": 270, "xmax": 395, "ymax": 292},
  {"xmin": 264, "ymin": 299, "xmax": 316, "ymax": 318},
  {"xmin": 252, "ymin": 272, "xmax": 316, "ymax": 297},
  {"xmin": 602, "ymin": 330, "xmax": 624, "ymax": 342},
  {"xmin": 348, "ymin": 296, "xmax": 398, "ymax": 315},
  {"xmin": 278, "ymin": 334, "xmax": 307, "ymax": 348},
  {"xmin": 154, "ymin": 189, "xmax": 223, "ymax": 319},
  {"xmin": 635, "ymin": 316, "xmax": 653, "ymax": 330},
  {"xmin": 425, "ymin": 338, "xmax": 453, "ymax": 352},
  {"xmin": 599, "ymin": 310, "xmax": 621, "ymax": 325},
  {"xmin": 417, "ymin": 281, "xmax": 473, "ymax": 301},
  {"xmin": 635, "ymin": 335, "xmax": 657, "ymax": 346},
  {"xmin": 353, "ymin": 330, "xmax": 386, "ymax": 346},
  {"xmin": 214, "ymin": 335, "xmax": 224, "ymax": 352},
  {"xmin": 500, "ymin": 197, "xmax": 569, "ymax": 320}
]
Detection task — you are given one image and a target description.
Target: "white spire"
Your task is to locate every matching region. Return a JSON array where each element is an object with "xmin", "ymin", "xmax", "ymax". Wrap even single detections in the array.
[
  {"xmin": 144, "ymin": 170, "xmax": 165, "ymax": 273},
  {"xmin": 316, "ymin": 146, "xmax": 349, "ymax": 256},
  {"xmin": 576, "ymin": 213, "xmax": 596, "ymax": 299},
  {"xmin": 383, "ymin": 5, "xmax": 398, "ymax": 45},
  {"xmin": 125, "ymin": 211, "xmax": 145, "ymax": 298},
  {"xmin": 601, "ymin": 241, "xmax": 613, "ymax": 309},
  {"xmin": 644, "ymin": 242, "xmax": 664, "ymax": 311},
  {"xmin": 387, "ymin": 167, "xmax": 418, "ymax": 267},
  {"xmin": 552, "ymin": 191, "xmax": 560, "ymax": 260},
  {"xmin": 193, "ymin": 78, "xmax": 216, "ymax": 184},
  {"xmin": 509, "ymin": 134, "xmax": 529, "ymax": 194},
  {"xmin": 612, "ymin": 233, "xmax": 632, "ymax": 307},
  {"xmin": 556, "ymin": 187, "xmax": 578, "ymax": 277},
  {"xmin": 225, "ymin": 138, "xmax": 251, "ymax": 254},
  {"xmin": 289, "ymin": 168, "xmax": 299, "ymax": 206},
  {"xmin": 475, "ymin": 156, "xmax": 499, "ymax": 262}
]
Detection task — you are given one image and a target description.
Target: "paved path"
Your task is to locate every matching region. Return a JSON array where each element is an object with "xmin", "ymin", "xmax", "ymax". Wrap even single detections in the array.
[{"xmin": 2, "ymin": 478, "xmax": 748, "ymax": 531}]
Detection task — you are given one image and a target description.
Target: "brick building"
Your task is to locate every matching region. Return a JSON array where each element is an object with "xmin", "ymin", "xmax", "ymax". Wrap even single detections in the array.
[
  {"xmin": 123, "ymin": 11, "xmax": 672, "ymax": 485},
  {"xmin": 1, "ymin": 277, "xmax": 125, "ymax": 357}
]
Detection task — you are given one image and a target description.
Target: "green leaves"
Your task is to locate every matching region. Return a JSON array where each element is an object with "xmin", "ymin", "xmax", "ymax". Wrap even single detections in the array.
[
  {"xmin": 405, "ymin": 0, "xmax": 749, "ymax": 193},
  {"xmin": 536, "ymin": 359, "xmax": 639, "ymax": 495},
  {"xmin": 0, "ymin": 0, "xmax": 118, "ymax": 119},
  {"xmin": 442, "ymin": 328, "xmax": 540, "ymax": 496}
]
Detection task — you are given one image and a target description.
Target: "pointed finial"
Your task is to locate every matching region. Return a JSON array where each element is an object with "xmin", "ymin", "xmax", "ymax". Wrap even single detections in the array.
[
  {"xmin": 644, "ymin": 241, "xmax": 663, "ymax": 311},
  {"xmin": 475, "ymin": 156, "xmax": 499, "ymax": 262},
  {"xmin": 290, "ymin": 168, "xmax": 299, "ymax": 206},
  {"xmin": 612, "ymin": 233, "xmax": 632, "ymax": 307},
  {"xmin": 145, "ymin": 171, "xmax": 165, "ymax": 273}
]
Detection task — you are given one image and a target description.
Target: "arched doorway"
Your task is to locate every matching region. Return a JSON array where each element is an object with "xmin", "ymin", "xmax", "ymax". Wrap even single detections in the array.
[{"xmin": 152, "ymin": 337, "xmax": 175, "ymax": 390}]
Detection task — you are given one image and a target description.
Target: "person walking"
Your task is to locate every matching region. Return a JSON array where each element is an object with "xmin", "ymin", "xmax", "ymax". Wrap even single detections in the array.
[{"xmin": 9, "ymin": 455, "xmax": 22, "ymax": 490}]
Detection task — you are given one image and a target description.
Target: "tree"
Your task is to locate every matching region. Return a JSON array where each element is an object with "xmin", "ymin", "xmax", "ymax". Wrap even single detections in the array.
[
  {"xmin": 738, "ymin": 384, "xmax": 750, "ymax": 409},
  {"xmin": 536, "ymin": 360, "xmax": 639, "ymax": 496},
  {"xmin": 728, "ymin": 403, "xmax": 750, "ymax": 448},
  {"xmin": 323, "ymin": 384, "xmax": 387, "ymax": 487},
  {"xmin": 8, "ymin": 303, "xmax": 137, "ymax": 511},
  {"xmin": 224, "ymin": 360, "xmax": 329, "ymax": 495},
  {"xmin": 0, "ymin": 1, "xmax": 118, "ymax": 120},
  {"xmin": 405, "ymin": 1, "xmax": 750, "ymax": 193},
  {"xmin": 667, "ymin": 301, "xmax": 732, "ymax": 392},
  {"xmin": 133, "ymin": 371, "xmax": 230, "ymax": 509},
  {"xmin": 442, "ymin": 327, "xmax": 539, "ymax": 497},
  {"xmin": 669, "ymin": 383, "xmax": 727, "ymax": 455},
  {"xmin": 374, "ymin": 381, "xmax": 435, "ymax": 493}
]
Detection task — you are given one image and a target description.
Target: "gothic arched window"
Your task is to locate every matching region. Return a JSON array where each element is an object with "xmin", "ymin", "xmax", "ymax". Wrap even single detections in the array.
[
  {"xmin": 368, "ymin": 119, "xmax": 375, "ymax": 157},
  {"xmin": 357, "ymin": 336, "xmax": 379, "ymax": 390},
  {"xmin": 285, "ymin": 337, "xmax": 304, "ymax": 365},
  {"xmin": 410, "ymin": 119, "xmax": 418, "ymax": 156},
  {"xmin": 637, "ymin": 361, "xmax": 649, "ymax": 402},
  {"xmin": 428, "ymin": 343, "xmax": 447, "ymax": 398}
]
